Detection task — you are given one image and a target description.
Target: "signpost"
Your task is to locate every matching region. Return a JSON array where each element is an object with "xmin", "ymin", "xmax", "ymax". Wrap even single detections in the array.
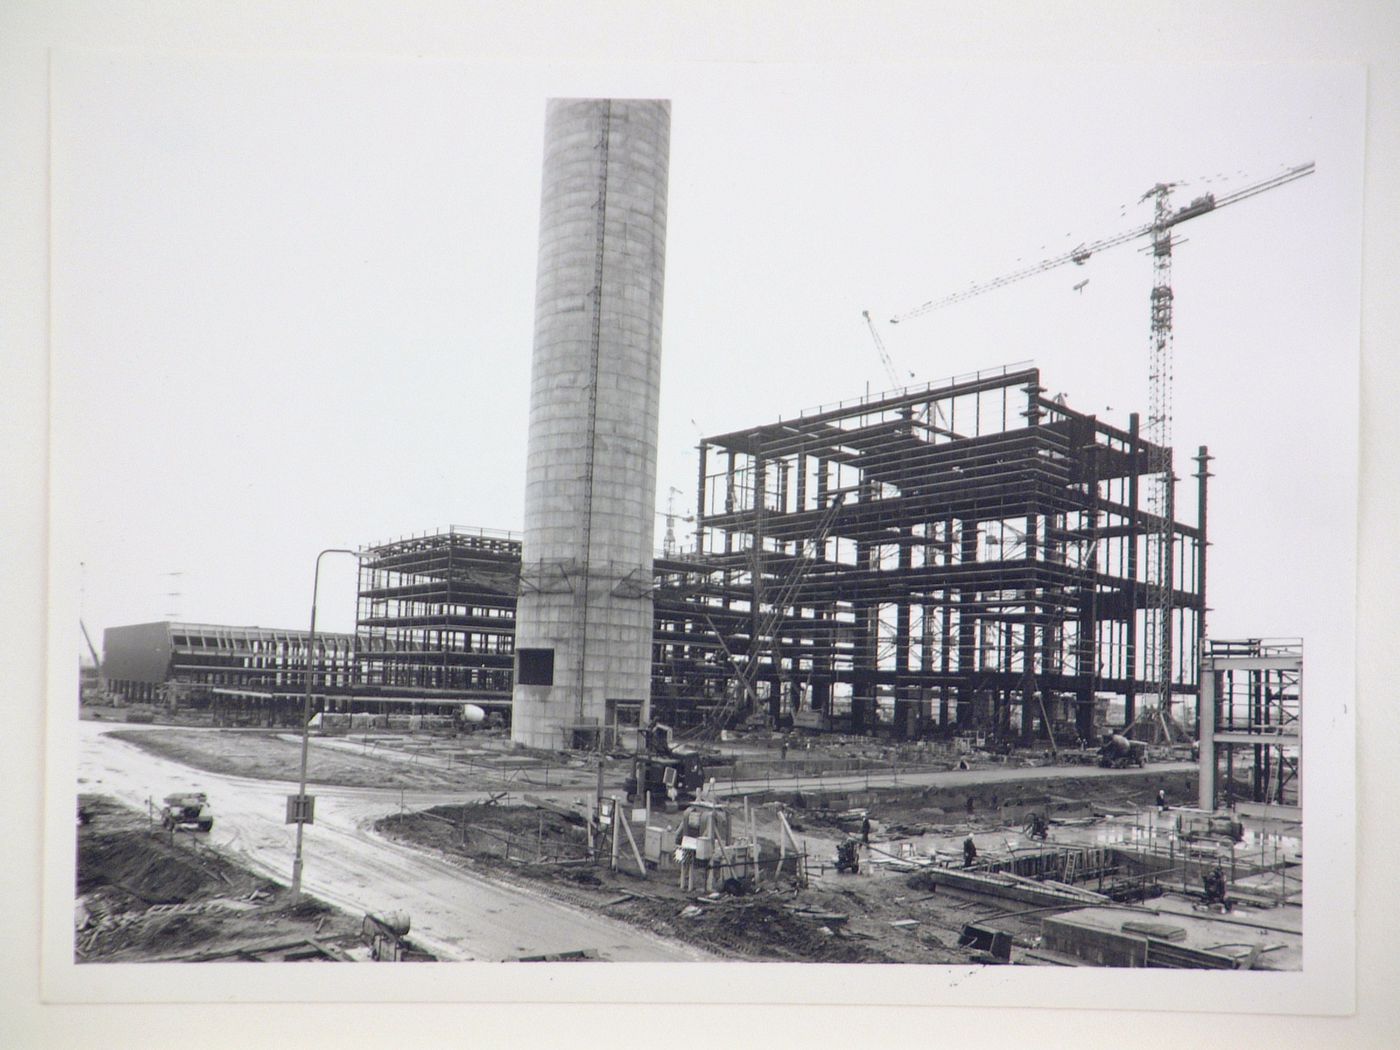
[
  {"xmin": 286, "ymin": 794, "xmax": 316, "ymax": 826},
  {"xmin": 290, "ymin": 546, "xmax": 359, "ymax": 900}
]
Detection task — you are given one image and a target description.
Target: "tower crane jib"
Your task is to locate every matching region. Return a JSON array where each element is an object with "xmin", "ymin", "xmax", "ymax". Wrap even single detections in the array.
[{"xmin": 888, "ymin": 162, "xmax": 1314, "ymax": 325}]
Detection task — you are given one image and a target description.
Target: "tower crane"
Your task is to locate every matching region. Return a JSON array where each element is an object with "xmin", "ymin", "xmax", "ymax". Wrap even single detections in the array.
[
  {"xmin": 889, "ymin": 163, "xmax": 1314, "ymax": 324},
  {"xmin": 888, "ymin": 161, "xmax": 1315, "ymax": 719},
  {"xmin": 660, "ymin": 486, "xmax": 692, "ymax": 559}
]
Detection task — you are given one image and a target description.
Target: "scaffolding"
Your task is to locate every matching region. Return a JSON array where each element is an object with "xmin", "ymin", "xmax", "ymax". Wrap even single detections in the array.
[{"xmin": 662, "ymin": 365, "xmax": 1207, "ymax": 742}]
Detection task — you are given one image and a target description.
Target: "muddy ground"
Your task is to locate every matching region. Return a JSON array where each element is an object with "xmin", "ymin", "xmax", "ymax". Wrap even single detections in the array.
[
  {"xmin": 373, "ymin": 801, "xmax": 1060, "ymax": 964},
  {"xmin": 93, "ymin": 725, "xmax": 1201, "ymax": 964},
  {"xmin": 108, "ymin": 728, "xmax": 476, "ymax": 791},
  {"xmin": 784, "ymin": 767, "xmax": 1199, "ymax": 837},
  {"xmin": 76, "ymin": 795, "xmax": 379, "ymax": 962}
]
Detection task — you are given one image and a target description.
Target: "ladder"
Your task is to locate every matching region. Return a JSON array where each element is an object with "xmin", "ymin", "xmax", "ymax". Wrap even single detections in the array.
[{"xmin": 1062, "ymin": 849, "xmax": 1080, "ymax": 884}]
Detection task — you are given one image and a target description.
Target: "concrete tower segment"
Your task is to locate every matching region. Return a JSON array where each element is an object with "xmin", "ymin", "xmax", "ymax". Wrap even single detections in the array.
[{"xmin": 511, "ymin": 99, "xmax": 670, "ymax": 750}]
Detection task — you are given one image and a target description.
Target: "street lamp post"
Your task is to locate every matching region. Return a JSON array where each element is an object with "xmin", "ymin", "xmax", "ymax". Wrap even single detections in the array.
[{"xmin": 290, "ymin": 547, "xmax": 359, "ymax": 901}]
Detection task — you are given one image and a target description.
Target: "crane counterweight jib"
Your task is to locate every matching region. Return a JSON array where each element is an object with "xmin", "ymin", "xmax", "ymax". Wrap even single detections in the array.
[{"xmin": 1168, "ymin": 194, "xmax": 1216, "ymax": 226}]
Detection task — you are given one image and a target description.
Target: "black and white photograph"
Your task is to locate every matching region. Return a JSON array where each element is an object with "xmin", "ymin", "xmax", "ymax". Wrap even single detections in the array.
[{"xmin": 6, "ymin": 3, "xmax": 1399, "ymax": 1048}]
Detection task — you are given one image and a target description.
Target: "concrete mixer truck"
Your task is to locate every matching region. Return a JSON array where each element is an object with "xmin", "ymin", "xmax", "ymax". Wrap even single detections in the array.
[{"xmin": 1097, "ymin": 733, "xmax": 1148, "ymax": 769}]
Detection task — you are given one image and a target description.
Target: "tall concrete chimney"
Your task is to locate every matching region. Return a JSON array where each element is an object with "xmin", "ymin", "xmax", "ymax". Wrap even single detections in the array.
[{"xmin": 511, "ymin": 99, "xmax": 670, "ymax": 749}]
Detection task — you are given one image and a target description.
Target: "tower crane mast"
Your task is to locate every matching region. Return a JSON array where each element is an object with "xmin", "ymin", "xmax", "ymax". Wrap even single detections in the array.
[
  {"xmin": 661, "ymin": 486, "xmax": 689, "ymax": 559},
  {"xmin": 889, "ymin": 161, "xmax": 1314, "ymax": 720}
]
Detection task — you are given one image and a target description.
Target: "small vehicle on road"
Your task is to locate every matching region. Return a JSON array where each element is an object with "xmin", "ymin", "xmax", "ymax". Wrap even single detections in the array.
[{"xmin": 161, "ymin": 792, "xmax": 213, "ymax": 832}]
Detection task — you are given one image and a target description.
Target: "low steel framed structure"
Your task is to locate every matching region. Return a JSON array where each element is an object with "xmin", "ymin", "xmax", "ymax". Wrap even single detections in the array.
[
  {"xmin": 1197, "ymin": 638, "xmax": 1302, "ymax": 820},
  {"xmin": 101, "ymin": 620, "xmax": 355, "ymax": 725}
]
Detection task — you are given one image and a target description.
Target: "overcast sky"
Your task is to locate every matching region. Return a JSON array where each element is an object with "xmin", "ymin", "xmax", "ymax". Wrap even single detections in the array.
[{"xmin": 52, "ymin": 56, "xmax": 1361, "ymax": 698}]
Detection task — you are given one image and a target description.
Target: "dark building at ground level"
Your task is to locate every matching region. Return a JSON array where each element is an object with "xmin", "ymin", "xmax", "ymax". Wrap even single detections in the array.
[{"xmin": 102, "ymin": 621, "xmax": 355, "ymax": 725}]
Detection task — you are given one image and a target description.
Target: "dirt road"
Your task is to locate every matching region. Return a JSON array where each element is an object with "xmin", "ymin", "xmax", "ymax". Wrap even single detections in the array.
[{"xmin": 76, "ymin": 721, "xmax": 708, "ymax": 962}]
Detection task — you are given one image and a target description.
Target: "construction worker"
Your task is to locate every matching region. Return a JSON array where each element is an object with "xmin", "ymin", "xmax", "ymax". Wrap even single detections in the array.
[
  {"xmin": 861, "ymin": 815, "xmax": 872, "ymax": 848},
  {"xmin": 1157, "ymin": 788, "xmax": 1169, "ymax": 812},
  {"xmin": 1202, "ymin": 864, "xmax": 1230, "ymax": 910},
  {"xmin": 962, "ymin": 835, "xmax": 978, "ymax": 868}
]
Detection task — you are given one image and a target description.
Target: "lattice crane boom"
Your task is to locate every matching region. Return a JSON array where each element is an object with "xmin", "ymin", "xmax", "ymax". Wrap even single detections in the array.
[
  {"xmin": 862, "ymin": 309, "xmax": 945, "ymax": 427},
  {"xmin": 80, "ymin": 619, "xmax": 102, "ymax": 671},
  {"xmin": 863, "ymin": 309, "xmax": 909, "ymax": 388}
]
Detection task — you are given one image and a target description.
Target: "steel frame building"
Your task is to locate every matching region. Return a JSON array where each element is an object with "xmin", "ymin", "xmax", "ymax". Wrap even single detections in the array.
[
  {"xmin": 350, "ymin": 526, "xmax": 727, "ymax": 726},
  {"xmin": 350, "ymin": 366, "xmax": 1208, "ymax": 743},
  {"xmin": 354, "ymin": 528, "xmax": 521, "ymax": 706},
  {"xmin": 662, "ymin": 365, "xmax": 1208, "ymax": 742}
]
